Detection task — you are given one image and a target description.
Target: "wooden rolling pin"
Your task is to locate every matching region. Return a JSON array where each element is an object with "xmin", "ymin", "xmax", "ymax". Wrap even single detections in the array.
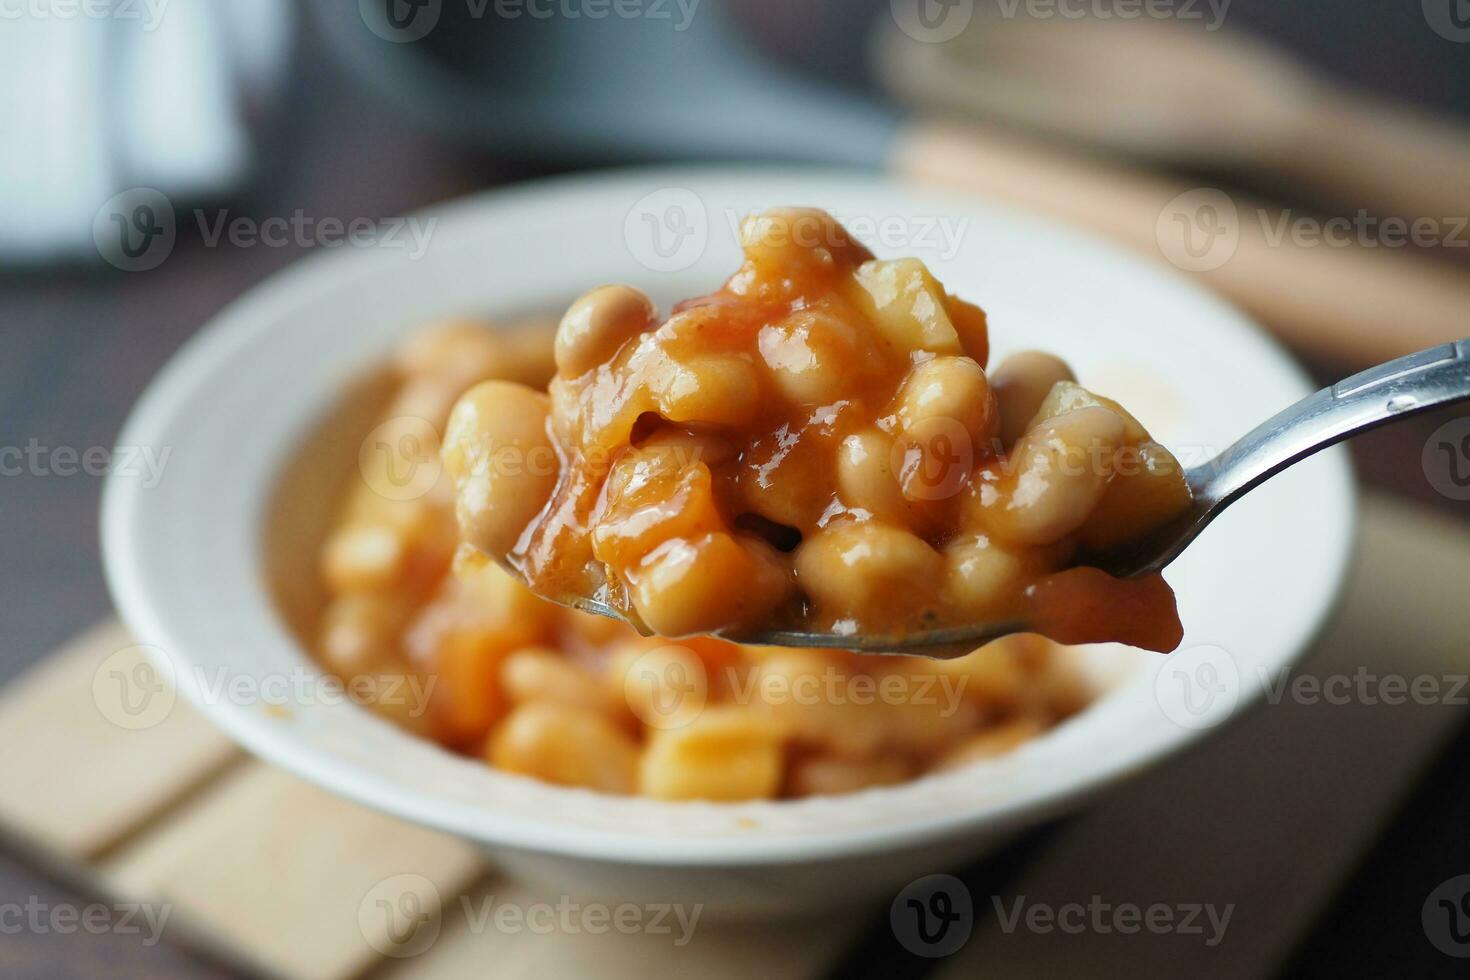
[
  {"xmin": 877, "ymin": 14, "xmax": 1470, "ymax": 229},
  {"xmin": 896, "ymin": 121, "xmax": 1470, "ymax": 367}
]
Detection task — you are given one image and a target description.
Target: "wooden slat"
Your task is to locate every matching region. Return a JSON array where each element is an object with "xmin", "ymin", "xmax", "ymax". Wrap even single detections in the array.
[
  {"xmin": 0, "ymin": 495, "xmax": 1465, "ymax": 980},
  {"xmin": 388, "ymin": 878, "xmax": 863, "ymax": 980},
  {"xmin": 102, "ymin": 764, "xmax": 486, "ymax": 980},
  {"xmin": 0, "ymin": 620, "xmax": 240, "ymax": 861},
  {"xmin": 937, "ymin": 495, "xmax": 1470, "ymax": 979}
]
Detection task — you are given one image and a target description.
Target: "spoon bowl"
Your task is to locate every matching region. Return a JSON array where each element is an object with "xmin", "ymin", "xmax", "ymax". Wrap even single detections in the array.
[{"xmin": 559, "ymin": 339, "xmax": 1470, "ymax": 655}]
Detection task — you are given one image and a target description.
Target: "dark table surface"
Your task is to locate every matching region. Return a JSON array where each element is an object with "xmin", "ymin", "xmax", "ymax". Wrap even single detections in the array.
[{"xmin": 3, "ymin": 6, "xmax": 1469, "ymax": 978}]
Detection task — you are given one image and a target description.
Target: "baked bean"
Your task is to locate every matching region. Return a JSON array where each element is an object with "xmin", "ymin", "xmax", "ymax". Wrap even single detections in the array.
[
  {"xmin": 739, "ymin": 207, "xmax": 873, "ymax": 278},
  {"xmin": 927, "ymin": 641, "xmax": 1027, "ymax": 711},
  {"xmin": 747, "ymin": 650, "xmax": 885, "ymax": 757},
  {"xmin": 546, "ymin": 376, "xmax": 583, "ymax": 447},
  {"xmin": 322, "ymin": 525, "xmax": 408, "ymax": 594},
  {"xmin": 501, "ymin": 647, "xmax": 613, "ymax": 715},
  {"xmin": 1028, "ymin": 380, "xmax": 1149, "ymax": 445},
  {"xmin": 379, "ymin": 377, "xmax": 460, "ymax": 436},
  {"xmin": 592, "ymin": 451, "xmax": 724, "ymax": 572},
  {"xmin": 982, "ymin": 406, "xmax": 1126, "ymax": 546},
  {"xmin": 736, "ymin": 407, "xmax": 849, "ymax": 530},
  {"xmin": 895, "ymin": 356, "xmax": 996, "ymax": 444},
  {"xmin": 837, "ymin": 428, "xmax": 909, "ymax": 523},
  {"xmin": 850, "ymin": 258, "xmax": 964, "ymax": 356},
  {"xmin": 637, "ymin": 426, "xmax": 737, "ymax": 469},
  {"xmin": 893, "ymin": 356, "xmax": 998, "ymax": 499},
  {"xmin": 991, "ymin": 351, "xmax": 1076, "ymax": 448},
  {"xmin": 359, "ymin": 669, "xmax": 435, "ymax": 737},
  {"xmin": 941, "ymin": 533, "xmax": 1031, "ymax": 620},
  {"xmin": 609, "ymin": 641, "xmax": 710, "ymax": 731},
  {"xmin": 555, "ymin": 285, "xmax": 655, "ymax": 377},
  {"xmin": 310, "ymin": 265, "xmax": 1127, "ymax": 798},
  {"xmin": 794, "ymin": 522, "xmax": 942, "ymax": 627},
  {"xmin": 464, "ymin": 210, "xmax": 1183, "ymax": 649},
  {"xmin": 639, "ymin": 707, "xmax": 785, "ymax": 801},
  {"xmin": 319, "ymin": 593, "xmax": 415, "ymax": 674},
  {"xmin": 868, "ymin": 683, "xmax": 984, "ymax": 755},
  {"xmin": 425, "ymin": 627, "xmax": 518, "ymax": 746},
  {"xmin": 1016, "ymin": 646, "xmax": 1095, "ymax": 720},
  {"xmin": 630, "ymin": 532, "xmax": 794, "ymax": 637},
  {"xmin": 655, "ymin": 354, "xmax": 764, "ymax": 429},
  {"xmin": 442, "ymin": 381, "xmax": 560, "ymax": 556},
  {"xmin": 452, "ymin": 548, "xmax": 560, "ymax": 642},
  {"xmin": 945, "ymin": 294, "xmax": 991, "ymax": 367},
  {"xmin": 395, "ymin": 320, "xmax": 505, "ymax": 390},
  {"xmin": 1078, "ymin": 441, "xmax": 1192, "ymax": 552},
  {"xmin": 489, "ymin": 702, "xmax": 638, "ymax": 794},
  {"xmin": 757, "ymin": 307, "xmax": 860, "ymax": 405}
]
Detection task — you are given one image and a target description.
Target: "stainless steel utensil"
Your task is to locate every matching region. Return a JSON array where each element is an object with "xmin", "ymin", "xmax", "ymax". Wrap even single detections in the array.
[{"xmin": 574, "ymin": 338, "xmax": 1470, "ymax": 655}]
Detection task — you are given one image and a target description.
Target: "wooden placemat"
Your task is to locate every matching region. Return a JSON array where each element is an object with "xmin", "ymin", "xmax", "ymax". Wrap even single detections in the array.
[{"xmin": 0, "ymin": 495, "xmax": 1467, "ymax": 979}]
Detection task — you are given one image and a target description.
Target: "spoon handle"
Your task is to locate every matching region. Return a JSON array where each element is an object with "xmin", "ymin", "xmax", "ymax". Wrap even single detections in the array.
[{"xmin": 1193, "ymin": 338, "xmax": 1470, "ymax": 514}]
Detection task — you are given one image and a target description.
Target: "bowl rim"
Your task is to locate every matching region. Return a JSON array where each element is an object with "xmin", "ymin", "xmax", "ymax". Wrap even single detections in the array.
[{"xmin": 102, "ymin": 165, "xmax": 1356, "ymax": 866}]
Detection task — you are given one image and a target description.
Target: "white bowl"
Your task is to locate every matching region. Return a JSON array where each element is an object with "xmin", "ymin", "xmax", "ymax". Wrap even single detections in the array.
[{"xmin": 102, "ymin": 169, "xmax": 1354, "ymax": 913}]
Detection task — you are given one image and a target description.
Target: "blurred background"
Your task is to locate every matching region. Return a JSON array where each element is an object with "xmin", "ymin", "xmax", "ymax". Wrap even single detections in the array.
[{"xmin": 3, "ymin": 0, "xmax": 1470, "ymax": 976}]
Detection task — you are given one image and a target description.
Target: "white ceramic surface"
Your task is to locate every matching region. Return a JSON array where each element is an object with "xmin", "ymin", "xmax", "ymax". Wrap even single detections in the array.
[{"xmin": 102, "ymin": 169, "xmax": 1355, "ymax": 912}]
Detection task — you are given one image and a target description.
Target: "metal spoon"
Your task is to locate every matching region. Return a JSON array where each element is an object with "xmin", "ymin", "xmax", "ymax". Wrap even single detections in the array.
[{"xmin": 569, "ymin": 338, "xmax": 1470, "ymax": 656}]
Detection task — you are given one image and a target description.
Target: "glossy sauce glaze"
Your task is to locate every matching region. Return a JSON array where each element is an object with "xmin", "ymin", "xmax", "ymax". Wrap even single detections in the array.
[
  {"xmin": 444, "ymin": 209, "xmax": 1191, "ymax": 652},
  {"xmin": 310, "ymin": 317, "xmax": 1100, "ymax": 799}
]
